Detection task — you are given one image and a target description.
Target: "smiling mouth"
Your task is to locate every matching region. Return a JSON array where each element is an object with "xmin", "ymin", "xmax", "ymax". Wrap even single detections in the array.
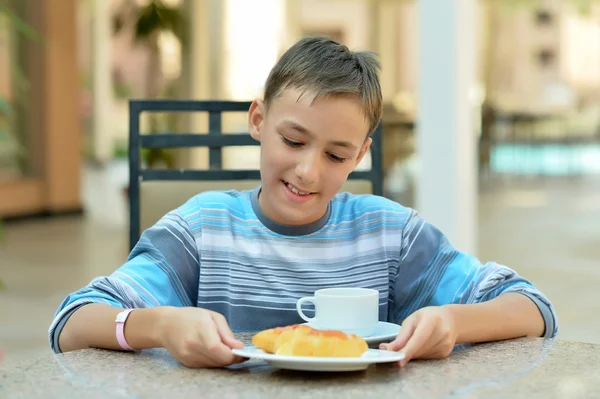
[{"xmin": 282, "ymin": 180, "xmax": 315, "ymax": 196}]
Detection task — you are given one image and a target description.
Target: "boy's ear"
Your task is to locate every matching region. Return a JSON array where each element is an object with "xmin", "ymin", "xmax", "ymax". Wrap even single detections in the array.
[
  {"xmin": 354, "ymin": 137, "xmax": 372, "ymax": 168},
  {"xmin": 248, "ymin": 99, "xmax": 265, "ymax": 141}
]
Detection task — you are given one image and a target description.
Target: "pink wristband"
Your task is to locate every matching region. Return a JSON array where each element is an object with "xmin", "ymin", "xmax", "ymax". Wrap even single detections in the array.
[{"xmin": 115, "ymin": 308, "xmax": 136, "ymax": 351}]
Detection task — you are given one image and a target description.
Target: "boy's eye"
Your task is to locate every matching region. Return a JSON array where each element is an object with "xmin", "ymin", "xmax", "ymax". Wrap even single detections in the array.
[
  {"xmin": 282, "ymin": 136, "xmax": 302, "ymax": 147},
  {"xmin": 328, "ymin": 153, "xmax": 347, "ymax": 163},
  {"xmin": 281, "ymin": 135, "xmax": 347, "ymax": 162}
]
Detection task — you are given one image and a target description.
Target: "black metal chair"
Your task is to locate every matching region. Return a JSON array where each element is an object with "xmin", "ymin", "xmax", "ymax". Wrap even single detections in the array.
[{"xmin": 128, "ymin": 99, "xmax": 383, "ymax": 250}]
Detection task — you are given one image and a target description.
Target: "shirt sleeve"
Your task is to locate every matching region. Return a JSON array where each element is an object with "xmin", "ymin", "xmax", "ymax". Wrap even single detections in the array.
[
  {"xmin": 48, "ymin": 209, "xmax": 200, "ymax": 353},
  {"xmin": 391, "ymin": 209, "xmax": 558, "ymax": 338}
]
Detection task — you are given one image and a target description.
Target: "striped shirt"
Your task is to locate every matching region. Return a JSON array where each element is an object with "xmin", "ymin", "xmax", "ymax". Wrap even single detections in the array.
[{"xmin": 48, "ymin": 186, "xmax": 558, "ymax": 352}]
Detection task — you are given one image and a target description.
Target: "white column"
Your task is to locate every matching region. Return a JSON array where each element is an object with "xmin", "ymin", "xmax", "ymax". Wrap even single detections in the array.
[
  {"xmin": 416, "ymin": 0, "xmax": 477, "ymax": 254},
  {"xmin": 224, "ymin": 0, "xmax": 285, "ymax": 100},
  {"xmin": 91, "ymin": 0, "xmax": 113, "ymax": 164}
]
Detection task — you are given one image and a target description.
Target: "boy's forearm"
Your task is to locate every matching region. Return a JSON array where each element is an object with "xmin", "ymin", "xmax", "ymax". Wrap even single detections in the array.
[
  {"xmin": 444, "ymin": 292, "xmax": 545, "ymax": 344},
  {"xmin": 58, "ymin": 303, "xmax": 165, "ymax": 353}
]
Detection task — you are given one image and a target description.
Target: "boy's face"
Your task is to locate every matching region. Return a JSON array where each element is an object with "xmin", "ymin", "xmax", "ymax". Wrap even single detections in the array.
[{"xmin": 248, "ymin": 87, "xmax": 372, "ymax": 226}]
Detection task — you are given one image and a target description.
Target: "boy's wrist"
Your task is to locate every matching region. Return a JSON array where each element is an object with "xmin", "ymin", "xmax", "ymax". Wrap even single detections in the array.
[
  {"xmin": 441, "ymin": 304, "xmax": 469, "ymax": 344},
  {"xmin": 442, "ymin": 301, "xmax": 501, "ymax": 344},
  {"xmin": 125, "ymin": 306, "xmax": 171, "ymax": 349}
]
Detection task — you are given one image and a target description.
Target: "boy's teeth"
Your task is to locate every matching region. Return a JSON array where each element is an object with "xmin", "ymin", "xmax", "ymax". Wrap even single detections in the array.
[{"xmin": 287, "ymin": 183, "xmax": 308, "ymax": 195}]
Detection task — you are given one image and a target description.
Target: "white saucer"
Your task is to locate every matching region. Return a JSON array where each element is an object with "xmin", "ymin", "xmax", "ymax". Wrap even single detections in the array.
[
  {"xmin": 302, "ymin": 321, "xmax": 401, "ymax": 346},
  {"xmin": 232, "ymin": 346, "xmax": 405, "ymax": 372}
]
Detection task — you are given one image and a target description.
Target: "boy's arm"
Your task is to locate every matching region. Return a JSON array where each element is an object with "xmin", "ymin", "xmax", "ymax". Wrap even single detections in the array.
[
  {"xmin": 390, "ymin": 209, "xmax": 558, "ymax": 342},
  {"xmin": 49, "ymin": 209, "xmax": 200, "ymax": 353},
  {"xmin": 444, "ymin": 290, "xmax": 544, "ymax": 344}
]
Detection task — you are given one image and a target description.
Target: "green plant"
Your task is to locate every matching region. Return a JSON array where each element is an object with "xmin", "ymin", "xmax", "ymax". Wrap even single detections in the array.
[
  {"xmin": 113, "ymin": 0, "xmax": 186, "ymax": 168},
  {"xmin": 0, "ymin": 1, "xmax": 41, "ymax": 288},
  {"xmin": 0, "ymin": 0, "xmax": 42, "ymax": 176},
  {"xmin": 1, "ymin": 4, "xmax": 25, "ymax": 177}
]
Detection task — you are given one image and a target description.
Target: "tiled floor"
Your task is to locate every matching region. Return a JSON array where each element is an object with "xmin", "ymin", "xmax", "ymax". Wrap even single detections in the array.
[{"xmin": 1, "ymin": 161, "xmax": 599, "ymax": 366}]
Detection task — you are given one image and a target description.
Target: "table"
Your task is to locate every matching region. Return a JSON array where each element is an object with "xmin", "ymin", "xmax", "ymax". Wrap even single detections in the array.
[{"xmin": 1, "ymin": 335, "xmax": 598, "ymax": 399}]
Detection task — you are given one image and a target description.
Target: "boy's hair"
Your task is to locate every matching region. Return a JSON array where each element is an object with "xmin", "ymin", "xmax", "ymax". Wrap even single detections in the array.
[{"xmin": 263, "ymin": 36, "xmax": 383, "ymax": 136}]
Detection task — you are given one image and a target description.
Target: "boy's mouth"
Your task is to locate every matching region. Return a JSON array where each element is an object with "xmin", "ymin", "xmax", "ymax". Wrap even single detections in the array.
[{"xmin": 282, "ymin": 180, "xmax": 316, "ymax": 196}]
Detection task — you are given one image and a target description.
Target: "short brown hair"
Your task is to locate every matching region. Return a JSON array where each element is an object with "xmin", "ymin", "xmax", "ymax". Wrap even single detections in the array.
[{"xmin": 263, "ymin": 36, "xmax": 383, "ymax": 136}]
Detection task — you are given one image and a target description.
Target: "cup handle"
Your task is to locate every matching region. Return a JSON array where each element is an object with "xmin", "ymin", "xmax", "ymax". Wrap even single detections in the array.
[{"xmin": 296, "ymin": 296, "xmax": 316, "ymax": 323}]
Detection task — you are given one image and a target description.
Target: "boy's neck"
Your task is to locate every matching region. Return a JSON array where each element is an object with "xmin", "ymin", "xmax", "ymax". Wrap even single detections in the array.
[{"xmin": 250, "ymin": 186, "xmax": 331, "ymax": 236}]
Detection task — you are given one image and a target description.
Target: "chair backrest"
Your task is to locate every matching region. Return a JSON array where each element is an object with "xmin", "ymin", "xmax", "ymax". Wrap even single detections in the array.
[{"xmin": 128, "ymin": 99, "xmax": 383, "ymax": 250}]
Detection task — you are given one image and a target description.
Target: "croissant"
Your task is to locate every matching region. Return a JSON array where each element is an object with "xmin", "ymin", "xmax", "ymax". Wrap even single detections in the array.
[{"xmin": 252, "ymin": 324, "xmax": 368, "ymax": 357}]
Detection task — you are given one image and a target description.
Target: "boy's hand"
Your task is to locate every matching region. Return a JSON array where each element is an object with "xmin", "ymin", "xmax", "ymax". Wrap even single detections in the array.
[
  {"xmin": 157, "ymin": 307, "xmax": 246, "ymax": 368},
  {"xmin": 379, "ymin": 306, "xmax": 457, "ymax": 367}
]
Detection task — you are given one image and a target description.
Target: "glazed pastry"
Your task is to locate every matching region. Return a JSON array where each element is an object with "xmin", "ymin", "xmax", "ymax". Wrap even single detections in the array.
[{"xmin": 252, "ymin": 324, "xmax": 368, "ymax": 357}]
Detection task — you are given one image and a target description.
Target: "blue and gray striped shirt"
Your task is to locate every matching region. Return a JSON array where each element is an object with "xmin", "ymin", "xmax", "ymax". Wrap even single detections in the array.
[{"xmin": 49, "ymin": 186, "xmax": 558, "ymax": 352}]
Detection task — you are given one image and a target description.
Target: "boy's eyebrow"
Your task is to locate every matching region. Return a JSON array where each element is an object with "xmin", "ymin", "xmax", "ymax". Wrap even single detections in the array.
[{"xmin": 281, "ymin": 119, "xmax": 358, "ymax": 150}]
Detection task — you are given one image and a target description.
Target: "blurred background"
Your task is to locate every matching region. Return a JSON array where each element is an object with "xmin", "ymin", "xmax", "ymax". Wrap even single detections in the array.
[{"xmin": 1, "ymin": 0, "xmax": 599, "ymax": 365}]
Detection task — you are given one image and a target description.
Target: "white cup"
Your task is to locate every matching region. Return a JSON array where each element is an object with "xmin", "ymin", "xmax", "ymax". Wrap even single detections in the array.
[{"xmin": 296, "ymin": 287, "xmax": 379, "ymax": 337}]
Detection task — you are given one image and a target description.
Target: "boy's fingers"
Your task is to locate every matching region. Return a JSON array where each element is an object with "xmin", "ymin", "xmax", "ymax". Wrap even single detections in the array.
[
  {"xmin": 185, "ymin": 351, "xmax": 219, "ymax": 368},
  {"xmin": 231, "ymin": 354, "xmax": 247, "ymax": 364},
  {"xmin": 196, "ymin": 347, "xmax": 245, "ymax": 367},
  {"xmin": 398, "ymin": 319, "xmax": 435, "ymax": 361},
  {"xmin": 198, "ymin": 317, "xmax": 237, "ymax": 363},
  {"xmin": 212, "ymin": 312, "xmax": 244, "ymax": 349},
  {"xmin": 380, "ymin": 318, "xmax": 414, "ymax": 352}
]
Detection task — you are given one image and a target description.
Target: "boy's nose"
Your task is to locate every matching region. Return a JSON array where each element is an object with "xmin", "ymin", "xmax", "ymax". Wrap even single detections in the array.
[{"xmin": 295, "ymin": 154, "xmax": 320, "ymax": 185}]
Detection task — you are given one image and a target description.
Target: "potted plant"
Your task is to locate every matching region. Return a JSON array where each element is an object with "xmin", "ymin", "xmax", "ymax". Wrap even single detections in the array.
[
  {"xmin": 0, "ymin": 0, "xmax": 42, "ymax": 289},
  {"xmin": 113, "ymin": 0, "xmax": 186, "ymax": 168}
]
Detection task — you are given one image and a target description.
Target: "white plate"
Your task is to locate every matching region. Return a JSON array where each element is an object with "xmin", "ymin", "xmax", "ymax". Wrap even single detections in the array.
[
  {"xmin": 302, "ymin": 321, "xmax": 401, "ymax": 347},
  {"xmin": 232, "ymin": 346, "xmax": 405, "ymax": 372}
]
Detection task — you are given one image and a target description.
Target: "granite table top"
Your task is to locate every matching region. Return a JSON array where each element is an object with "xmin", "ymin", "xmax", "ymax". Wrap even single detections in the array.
[{"xmin": 1, "ymin": 334, "xmax": 598, "ymax": 399}]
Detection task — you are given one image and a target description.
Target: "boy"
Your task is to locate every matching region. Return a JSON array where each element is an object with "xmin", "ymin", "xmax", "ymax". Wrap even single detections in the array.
[{"xmin": 49, "ymin": 37, "xmax": 557, "ymax": 368}]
